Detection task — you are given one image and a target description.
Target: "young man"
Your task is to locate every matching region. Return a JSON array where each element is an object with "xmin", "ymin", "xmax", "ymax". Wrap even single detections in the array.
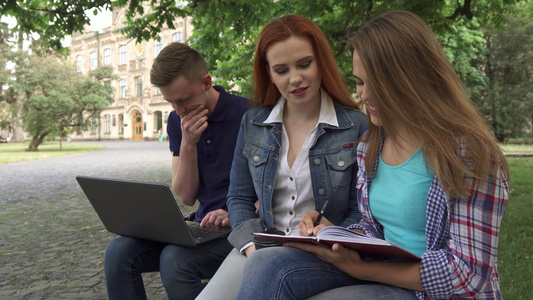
[{"xmin": 104, "ymin": 42, "xmax": 251, "ymax": 300}]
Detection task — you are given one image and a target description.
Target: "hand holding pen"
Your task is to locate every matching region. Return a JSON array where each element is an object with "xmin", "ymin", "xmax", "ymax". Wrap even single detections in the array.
[
  {"xmin": 310, "ymin": 201, "xmax": 328, "ymax": 236},
  {"xmin": 298, "ymin": 201, "xmax": 331, "ymax": 236}
]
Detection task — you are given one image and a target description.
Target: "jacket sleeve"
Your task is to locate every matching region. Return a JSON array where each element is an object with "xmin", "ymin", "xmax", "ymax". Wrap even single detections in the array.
[{"xmin": 226, "ymin": 115, "xmax": 263, "ymax": 249}]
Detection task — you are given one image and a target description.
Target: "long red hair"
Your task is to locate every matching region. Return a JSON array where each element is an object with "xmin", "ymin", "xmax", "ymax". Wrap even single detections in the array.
[{"xmin": 253, "ymin": 14, "xmax": 358, "ymax": 109}]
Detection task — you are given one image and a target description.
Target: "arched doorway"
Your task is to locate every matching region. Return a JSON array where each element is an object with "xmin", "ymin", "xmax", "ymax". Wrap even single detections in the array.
[{"xmin": 131, "ymin": 111, "xmax": 143, "ymax": 141}]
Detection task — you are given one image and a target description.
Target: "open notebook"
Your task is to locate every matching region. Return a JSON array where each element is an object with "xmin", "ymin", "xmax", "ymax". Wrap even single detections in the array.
[{"xmin": 253, "ymin": 225, "xmax": 420, "ymax": 261}]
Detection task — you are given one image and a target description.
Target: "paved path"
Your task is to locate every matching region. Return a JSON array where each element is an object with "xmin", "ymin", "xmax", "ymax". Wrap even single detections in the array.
[{"xmin": 1, "ymin": 141, "xmax": 196, "ymax": 299}]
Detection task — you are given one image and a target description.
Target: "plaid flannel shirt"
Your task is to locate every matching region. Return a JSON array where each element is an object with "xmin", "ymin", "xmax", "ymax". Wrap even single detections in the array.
[{"xmin": 350, "ymin": 135, "xmax": 509, "ymax": 299}]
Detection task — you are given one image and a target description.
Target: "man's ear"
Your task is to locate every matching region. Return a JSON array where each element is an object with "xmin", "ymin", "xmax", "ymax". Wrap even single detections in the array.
[{"xmin": 202, "ymin": 74, "xmax": 212, "ymax": 91}]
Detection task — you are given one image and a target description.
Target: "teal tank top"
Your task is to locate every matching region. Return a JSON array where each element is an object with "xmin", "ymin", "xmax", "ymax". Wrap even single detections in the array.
[{"xmin": 369, "ymin": 148, "xmax": 433, "ymax": 257}]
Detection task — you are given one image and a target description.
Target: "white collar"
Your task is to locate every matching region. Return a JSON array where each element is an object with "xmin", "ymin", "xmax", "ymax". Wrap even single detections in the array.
[{"xmin": 264, "ymin": 89, "xmax": 339, "ymax": 127}]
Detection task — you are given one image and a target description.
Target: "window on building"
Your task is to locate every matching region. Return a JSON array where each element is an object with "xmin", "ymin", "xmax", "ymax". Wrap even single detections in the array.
[
  {"xmin": 104, "ymin": 114, "xmax": 111, "ymax": 134},
  {"xmin": 154, "ymin": 111, "xmax": 163, "ymax": 132},
  {"xmin": 119, "ymin": 79, "xmax": 127, "ymax": 99},
  {"xmin": 118, "ymin": 114, "xmax": 124, "ymax": 134},
  {"xmin": 154, "ymin": 87, "xmax": 161, "ymax": 95},
  {"xmin": 136, "ymin": 76, "xmax": 143, "ymax": 97},
  {"xmin": 154, "ymin": 39, "xmax": 162, "ymax": 57},
  {"xmin": 90, "ymin": 51, "xmax": 97, "ymax": 70},
  {"xmin": 164, "ymin": 111, "xmax": 169, "ymax": 124},
  {"xmin": 173, "ymin": 32, "xmax": 183, "ymax": 43},
  {"xmin": 119, "ymin": 45, "xmax": 127, "ymax": 65},
  {"xmin": 76, "ymin": 55, "xmax": 83, "ymax": 72},
  {"xmin": 104, "ymin": 48, "xmax": 111, "ymax": 65},
  {"xmin": 90, "ymin": 116, "xmax": 98, "ymax": 134},
  {"xmin": 112, "ymin": 115, "xmax": 116, "ymax": 126}
]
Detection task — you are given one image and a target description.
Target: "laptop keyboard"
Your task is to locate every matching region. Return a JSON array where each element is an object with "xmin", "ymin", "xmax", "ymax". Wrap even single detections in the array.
[{"xmin": 188, "ymin": 224, "xmax": 230, "ymax": 240}]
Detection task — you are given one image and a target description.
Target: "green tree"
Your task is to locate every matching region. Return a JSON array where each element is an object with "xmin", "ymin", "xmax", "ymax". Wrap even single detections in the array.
[
  {"xmin": 3, "ymin": 0, "xmax": 527, "ymax": 141},
  {"xmin": 475, "ymin": 3, "xmax": 533, "ymax": 142},
  {"xmin": 0, "ymin": 21, "xmax": 17, "ymax": 137},
  {"xmin": 15, "ymin": 55, "xmax": 116, "ymax": 151},
  {"xmin": 1, "ymin": 0, "xmax": 521, "ymax": 95},
  {"xmin": 178, "ymin": 0, "xmax": 521, "ymax": 96},
  {"xmin": 439, "ymin": 18, "xmax": 487, "ymax": 96}
]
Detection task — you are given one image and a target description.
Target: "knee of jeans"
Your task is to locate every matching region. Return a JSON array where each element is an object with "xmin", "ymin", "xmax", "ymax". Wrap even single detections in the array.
[
  {"xmin": 245, "ymin": 247, "xmax": 286, "ymax": 270},
  {"xmin": 105, "ymin": 237, "xmax": 137, "ymax": 266},
  {"xmin": 160, "ymin": 245, "xmax": 190, "ymax": 270},
  {"xmin": 160, "ymin": 245, "xmax": 201, "ymax": 284}
]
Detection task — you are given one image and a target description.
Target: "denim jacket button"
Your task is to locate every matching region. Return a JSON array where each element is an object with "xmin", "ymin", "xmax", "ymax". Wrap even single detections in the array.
[
  {"xmin": 318, "ymin": 188, "xmax": 325, "ymax": 195},
  {"xmin": 253, "ymin": 155, "xmax": 260, "ymax": 162},
  {"xmin": 338, "ymin": 160, "xmax": 345, "ymax": 167},
  {"xmin": 314, "ymin": 159, "xmax": 321, "ymax": 165}
]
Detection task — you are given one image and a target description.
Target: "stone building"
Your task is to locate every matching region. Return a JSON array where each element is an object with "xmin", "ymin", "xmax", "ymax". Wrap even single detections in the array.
[{"xmin": 68, "ymin": 7, "xmax": 192, "ymax": 141}]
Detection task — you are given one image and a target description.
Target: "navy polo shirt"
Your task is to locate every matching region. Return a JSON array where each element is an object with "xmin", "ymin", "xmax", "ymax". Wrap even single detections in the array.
[{"xmin": 167, "ymin": 85, "xmax": 251, "ymax": 222}]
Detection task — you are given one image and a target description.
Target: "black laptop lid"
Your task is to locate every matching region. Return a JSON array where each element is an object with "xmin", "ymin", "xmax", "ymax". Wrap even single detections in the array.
[{"xmin": 76, "ymin": 176, "xmax": 199, "ymax": 246}]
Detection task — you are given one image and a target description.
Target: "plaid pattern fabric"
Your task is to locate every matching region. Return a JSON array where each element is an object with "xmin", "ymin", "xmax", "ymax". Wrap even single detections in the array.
[{"xmin": 350, "ymin": 134, "xmax": 509, "ymax": 299}]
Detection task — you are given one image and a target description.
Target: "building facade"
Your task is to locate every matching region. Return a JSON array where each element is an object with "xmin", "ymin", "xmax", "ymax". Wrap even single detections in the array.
[{"xmin": 68, "ymin": 7, "xmax": 192, "ymax": 141}]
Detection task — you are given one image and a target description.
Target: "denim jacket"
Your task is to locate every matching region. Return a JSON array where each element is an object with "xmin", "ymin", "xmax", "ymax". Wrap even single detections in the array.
[{"xmin": 227, "ymin": 101, "xmax": 368, "ymax": 250}]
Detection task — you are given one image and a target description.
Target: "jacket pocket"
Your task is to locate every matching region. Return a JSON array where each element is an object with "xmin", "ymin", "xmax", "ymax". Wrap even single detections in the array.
[
  {"xmin": 325, "ymin": 147, "xmax": 357, "ymax": 188},
  {"xmin": 243, "ymin": 142, "xmax": 270, "ymax": 183}
]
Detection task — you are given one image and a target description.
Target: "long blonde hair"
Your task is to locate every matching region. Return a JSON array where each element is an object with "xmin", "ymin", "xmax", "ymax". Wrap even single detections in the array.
[{"xmin": 350, "ymin": 10, "xmax": 508, "ymax": 198}]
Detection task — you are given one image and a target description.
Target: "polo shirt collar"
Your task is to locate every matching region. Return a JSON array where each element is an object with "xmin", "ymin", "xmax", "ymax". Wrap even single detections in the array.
[{"xmin": 208, "ymin": 85, "xmax": 229, "ymax": 122}]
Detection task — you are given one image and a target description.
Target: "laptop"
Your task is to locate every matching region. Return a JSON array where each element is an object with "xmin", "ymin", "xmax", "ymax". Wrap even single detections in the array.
[{"xmin": 76, "ymin": 175, "xmax": 232, "ymax": 247}]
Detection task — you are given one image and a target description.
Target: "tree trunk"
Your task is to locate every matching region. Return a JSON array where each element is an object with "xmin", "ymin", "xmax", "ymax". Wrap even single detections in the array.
[
  {"xmin": 8, "ymin": 100, "xmax": 25, "ymax": 142},
  {"xmin": 12, "ymin": 124, "xmax": 25, "ymax": 143},
  {"xmin": 27, "ymin": 133, "xmax": 47, "ymax": 151}
]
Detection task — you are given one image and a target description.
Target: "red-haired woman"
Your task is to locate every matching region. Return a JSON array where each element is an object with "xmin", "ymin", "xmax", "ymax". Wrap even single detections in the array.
[{"xmin": 196, "ymin": 14, "xmax": 367, "ymax": 300}]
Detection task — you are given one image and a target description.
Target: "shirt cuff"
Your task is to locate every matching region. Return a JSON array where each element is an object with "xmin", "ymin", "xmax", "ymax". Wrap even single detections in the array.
[{"xmin": 239, "ymin": 242, "xmax": 254, "ymax": 254}]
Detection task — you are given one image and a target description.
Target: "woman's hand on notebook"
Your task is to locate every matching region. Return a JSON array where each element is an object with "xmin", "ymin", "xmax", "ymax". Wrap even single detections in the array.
[
  {"xmin": 299, "ymin": 210, "xmax": 333, "ymax": 236},
  {"xmin": 200, "ymin": 209, "xmax": 231, "ymax": 227}
]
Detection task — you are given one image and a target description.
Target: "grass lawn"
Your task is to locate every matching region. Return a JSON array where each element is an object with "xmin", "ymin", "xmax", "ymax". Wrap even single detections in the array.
[
  {"xmin": 501, "ymin": 144, "xmax": 533, "ymax": 153},
  {"xmin": 500, "ymin": 157, "xmax": 533, "ymax": 299},
  {"xmin": 0, "ymin": 142, "xmax": 105, "ymax": 164}
]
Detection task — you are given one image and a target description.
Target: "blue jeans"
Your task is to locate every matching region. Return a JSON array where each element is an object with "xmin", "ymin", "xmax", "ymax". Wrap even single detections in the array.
[
  {"xmin": 236, "ymin": 247, "xmax": 418, "ymax": 300},
  {"xmin": 104, "ymin": 236, "xmax": 232, "ymax": 300}
]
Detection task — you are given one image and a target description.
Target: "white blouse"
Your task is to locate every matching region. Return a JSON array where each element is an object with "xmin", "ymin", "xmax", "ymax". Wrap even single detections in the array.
[{"xmin": 264, "ymin": 90, "xmax": 338, "ymax": 236}]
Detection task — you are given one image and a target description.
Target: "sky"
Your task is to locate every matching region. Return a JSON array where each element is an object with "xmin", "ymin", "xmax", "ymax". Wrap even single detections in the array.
[{"xmin": 87, "ymin": 8, "xmax": 112, "ymax": 31}]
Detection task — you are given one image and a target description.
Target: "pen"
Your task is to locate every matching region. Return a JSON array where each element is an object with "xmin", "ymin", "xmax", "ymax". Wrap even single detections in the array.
[{"xmin": 310, "ymin": 201, "xmax": 328, "ymax": 236}]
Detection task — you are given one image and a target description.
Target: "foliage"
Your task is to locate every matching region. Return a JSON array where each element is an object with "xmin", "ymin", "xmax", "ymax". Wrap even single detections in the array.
[
  {"xmin": 182, "ymin": 0, "xmax": 523, "ymax": 97},
  {"xmin": 0, "ymin": 22, "xmax": 20, "ymax": 135},
  {"xmin": 439, "ymin": 18, "xmax": 487, "ymax": 96},
  {"xmin": 2, "ymin": 0, "xmax": 531, "ymax": 140},
  {"xmin": 474, "ymin": 3, "xmax": 533, "ymax": 142},
  {"xmin": 1, "ymin": 0, "xmax": 522, "ymax": 96},
  {"xmin": 14, "ymin": 55, "xmax": 116, "ymax": 151},
  {"xmin": 0, "ymin": 0, "xmax": 113, "ymax": 53}
]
